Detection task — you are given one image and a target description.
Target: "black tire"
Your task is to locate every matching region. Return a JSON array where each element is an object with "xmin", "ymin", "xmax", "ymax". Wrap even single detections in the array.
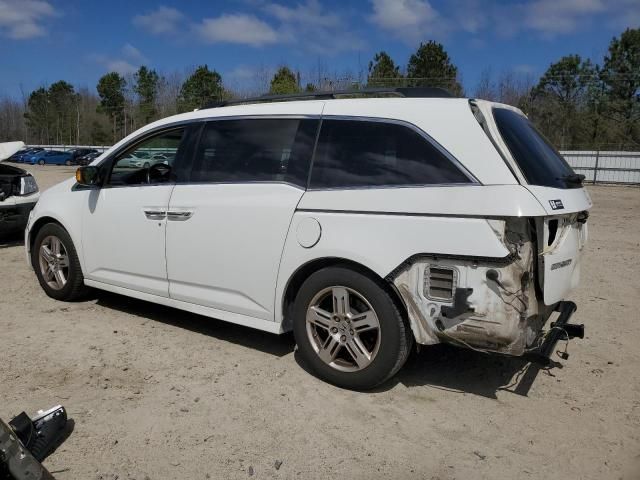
[
  {"xmin": 32, "ymin": 223, "xmax": 89, "ymax": 301},
  {"xmin": 38, "ymin": 159, "xmax": 45, "ymax": 165},
  {"xmin": 292, "ymin": 266, "xmax": 413, "ymax": 390}
]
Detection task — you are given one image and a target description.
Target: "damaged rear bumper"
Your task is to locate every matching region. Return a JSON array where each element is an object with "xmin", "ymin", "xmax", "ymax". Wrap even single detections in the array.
[
  {"xmin": 392, "ymin": 256, "xmax": 583, "ymax": 358},
  {"xmin": 389, "ymin": 214, "xmax": 586, "ymax": 358},
  {"xmin": 391, "ymin": 252, "xmax": 539, "ymax": 356}
]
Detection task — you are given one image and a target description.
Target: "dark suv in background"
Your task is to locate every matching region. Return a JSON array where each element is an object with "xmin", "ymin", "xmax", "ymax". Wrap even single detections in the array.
[{"xmin": 68, "ymin": 148, "xmax": 99, "ymax": 165}]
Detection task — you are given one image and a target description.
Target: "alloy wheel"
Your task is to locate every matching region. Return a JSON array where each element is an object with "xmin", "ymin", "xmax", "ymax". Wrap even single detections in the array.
[
  {"xmin": 306, "ymin": 286, "xmax": 381, "ymax": 372},
  {"xmin": 38, "ymin": 235, "xmax": 69, "ymax": 290}
]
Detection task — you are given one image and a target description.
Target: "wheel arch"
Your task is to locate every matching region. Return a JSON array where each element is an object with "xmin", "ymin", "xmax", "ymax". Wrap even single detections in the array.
[
  {"xmin": 280, "ymin": 256, "xmax": 409, "ymax": 333},
  {"xmin": 28, "ymin": 216, "xmax": 64, "ymax": 251},
  {"xmin": 27, "ymin": 216, "xmax": 84, "ymax": 274}
]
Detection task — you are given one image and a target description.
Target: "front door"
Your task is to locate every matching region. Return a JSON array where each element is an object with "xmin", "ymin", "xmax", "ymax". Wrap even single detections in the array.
[
  {"xmin": 82, "ymin": 127, "xmax": 188, "ymax": 297},
  {"xmin": 166, "ymin": 117, "xmax": 320, "ymax": 320}
]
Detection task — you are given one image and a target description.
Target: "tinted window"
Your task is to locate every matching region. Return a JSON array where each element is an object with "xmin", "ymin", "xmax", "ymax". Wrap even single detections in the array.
[
  {"xmin": 493, "ymin": 108, "xmax": 577, "ymax": 189},
  {"xmin": 191, "ymin": 119, "xmax": 318, "ymax": 187},
  {"xmin": 309, "ymin": 120, "xmax": 471, "ymax": 189}
]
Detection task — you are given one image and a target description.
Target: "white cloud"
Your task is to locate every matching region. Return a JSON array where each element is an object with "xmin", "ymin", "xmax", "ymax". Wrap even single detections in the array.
[
  {"xmin": 450, "ymin": 0, "xmax": 487, "ymax": 34},
  {"xmin": 370, "ymin": 0, "xmax": 437, "ymax": 31},
  {"xmin": 462, "ymin": 0, "xmax": 634, "ymax": 38},
  {"xmin": 122, "ymin": 43, "xmax": 147, "ymax": 63},
  {"xmin": 0, "ymin": 0, "xmax": 56, "ymax": 39},
  {"xmin": 106, "ymin": 59, "xmax": 138, "ymax": 76},
  {"xmin": 264, "ymin": 0, "xmax": 340, "ymax": 28},
  {"xmin": 606, "ymin": 0, "xmax": 640, "ymax": 30},
  {"xmin": 524, "ymin": 0, "xmax": 606, "ymax": 35},
  {"xmin": 368, "ymin": 0, "xmax": 638, "ymax": 42},
  {"xmin": 195, "ymin": 14, "xmax": 279, "ymax": 46},
  {"xmin": 133, "ymin": 6, "xmax": 184, "ymax": 35},
  {"xmin": 369, "ymin": 0, "xmax": 444, "ymax": 43},
  {"xmin": 132, "ymin": 1, "xmax": 363, "ymax": 54},
  {"xmin": 264, "ymin": 1, "xmax": 365, "ymax": 54},
  {"xmin": 91, "ymin": 44, "xmax": 149, "ymax": 76},
  {"xmin": 227, "ymin": 65, "xmax": 258, "ymax": 80}
]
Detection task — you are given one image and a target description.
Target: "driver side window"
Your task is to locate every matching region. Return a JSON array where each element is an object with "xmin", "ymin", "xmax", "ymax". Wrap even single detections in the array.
[{"xmin": 108, "ymin": 128, "xmax": 185, "ymax": 186}]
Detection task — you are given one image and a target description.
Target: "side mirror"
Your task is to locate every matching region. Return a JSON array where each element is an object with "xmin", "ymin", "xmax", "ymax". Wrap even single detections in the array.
[{"xmin": 75, "ymin": 166, "xmax": 99, "ymax": 186}]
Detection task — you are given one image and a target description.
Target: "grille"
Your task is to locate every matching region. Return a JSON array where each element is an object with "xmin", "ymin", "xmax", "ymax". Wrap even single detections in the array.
[{"xmin": 424, "ymin": 266, "xmax": 456, "ymax": 301}]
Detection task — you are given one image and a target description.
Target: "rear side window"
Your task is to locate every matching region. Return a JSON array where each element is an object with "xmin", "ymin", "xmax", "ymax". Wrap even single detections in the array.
[
  {"xmin": 493, "ymin": 108, "xmax": 577, "ymax": 189},
  {"xmin": 191, "ymin": 118, "xmax": 318, "ymax": 187},
  {"xmin": 309, "ymin": 119, "xmax": 472, "ymax": 189}
]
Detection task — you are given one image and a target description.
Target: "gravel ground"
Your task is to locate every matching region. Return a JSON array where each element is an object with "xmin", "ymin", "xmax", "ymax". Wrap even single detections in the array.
[{"xmin": 1, "ymin": 165, "xmax": 639, "ymax": 480}]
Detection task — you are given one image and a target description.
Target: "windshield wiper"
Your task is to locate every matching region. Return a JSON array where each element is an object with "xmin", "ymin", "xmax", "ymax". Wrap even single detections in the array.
[{"xmin": 558, "ymin": 173, "xmax": 585, "ymax": 185}]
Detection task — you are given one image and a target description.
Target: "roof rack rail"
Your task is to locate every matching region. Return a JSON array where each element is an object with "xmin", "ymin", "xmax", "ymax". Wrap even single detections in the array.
[{"xmin": 203, "ymin": 87, "xmax": 455, "ymax": 109}]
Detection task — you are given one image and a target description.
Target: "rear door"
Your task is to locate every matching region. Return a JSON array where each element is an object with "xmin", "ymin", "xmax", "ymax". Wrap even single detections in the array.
[
  {"xmin": 166, "ymin": 116, "xmax": 320, "ymax": 320},
  {"xmin": 486, "ymin": 104, "xmax": 592, "ymax": 305}
]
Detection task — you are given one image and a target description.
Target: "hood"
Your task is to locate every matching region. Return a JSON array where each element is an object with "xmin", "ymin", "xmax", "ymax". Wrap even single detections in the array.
[
  {"xmin": 42, "ymin": 177, "xmax": 76, "ymax": 197},
  {"xmin": 0, "ymin": 141, "xmax": 25, "ymax": 161}
]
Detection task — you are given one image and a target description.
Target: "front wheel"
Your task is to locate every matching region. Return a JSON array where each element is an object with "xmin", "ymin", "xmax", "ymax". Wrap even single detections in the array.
[
  {"xmin": 32, "ymin": 223, "xmax": 89, "ymax": 301},
  {"xmin": 292, "ymin": 266, "xmax": 413, "ymax": 390},
  {"xmin": 38, "ymin": 159, "xmax": 45, "ymax": 165}
]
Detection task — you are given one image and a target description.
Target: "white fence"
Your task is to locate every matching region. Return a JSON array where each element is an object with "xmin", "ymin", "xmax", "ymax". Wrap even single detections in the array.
[
  {"xmin": 27, "ymin": 145, "xmax": 640, "ymax": 185},
  {"xmin": 29, "ymin": 144, "xmax": 111, "ymax": 153},
  {"xmin": 562, "ymin": 151, "xmax": 640, "ymax": 185}
]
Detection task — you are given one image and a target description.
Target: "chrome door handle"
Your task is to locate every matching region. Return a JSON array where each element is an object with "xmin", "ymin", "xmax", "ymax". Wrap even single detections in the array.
[
  {"xmin": 166, "ymin": 211, "xmax": 194, "ymax": 221},
  {"xmin": 144, "ymin": 210, "xmax": 166, "ymax": 220}
]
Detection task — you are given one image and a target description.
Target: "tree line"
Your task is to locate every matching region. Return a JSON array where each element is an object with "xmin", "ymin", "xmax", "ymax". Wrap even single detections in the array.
[{"xmin": 0, "ymin": 27, "xmax": 637, "ymax": 150}]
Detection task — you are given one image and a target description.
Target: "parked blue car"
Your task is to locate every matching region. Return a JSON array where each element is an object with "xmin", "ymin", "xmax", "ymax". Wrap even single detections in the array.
[
  {"xmin": 24, "ymin": 150, "xmax": 73, "ymax": 166},
  {"xmin": 10, "ymin": 148, "xmax": 44, "ymax": 163}
]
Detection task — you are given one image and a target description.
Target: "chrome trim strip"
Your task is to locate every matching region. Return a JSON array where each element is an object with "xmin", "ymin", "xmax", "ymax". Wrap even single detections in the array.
[
  {"xmin": 143, "ymin": 209, "xmax": 166, "ymax": 220},
  {"xmin": 166, "ymin": 211, "xmax": 194, "ymax": 221},
  {"xmin": 295, "ymin": 207, "xmax": 507, "ymax": 220}
]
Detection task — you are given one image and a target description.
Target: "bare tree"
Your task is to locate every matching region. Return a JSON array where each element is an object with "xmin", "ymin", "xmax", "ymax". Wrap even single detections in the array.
[
  {"xmin": 474, "ymin": 68, "xmax": 497, "ymax": 101},
  {"xmin": 156, "ymin": 70, "xmax": 184, "ymax": 118},
  {"xmin": 0, "ymin": 95, "xmax": 26, "ymax": 142}
]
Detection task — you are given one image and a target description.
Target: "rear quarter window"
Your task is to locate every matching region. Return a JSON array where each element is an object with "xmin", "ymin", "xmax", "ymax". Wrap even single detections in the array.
[
  {"xmin": 493, "ymin": 108, "xmax": 578, "ymax": 189},
  {"xmin": 309, "ymin": 119, "xmax": 472, "ymax": 189}
]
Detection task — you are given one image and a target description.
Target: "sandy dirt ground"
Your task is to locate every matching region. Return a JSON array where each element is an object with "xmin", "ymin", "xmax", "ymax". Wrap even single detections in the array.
[{"xmin": 1, "ymin": 165, "xmax": 639, "ymax": 480}]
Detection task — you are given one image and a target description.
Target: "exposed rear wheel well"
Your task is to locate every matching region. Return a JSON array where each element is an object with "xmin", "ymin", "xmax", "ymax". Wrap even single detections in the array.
[{"xmin": 282, "ymin": 257, "xmax": 408, "ymax": 331}]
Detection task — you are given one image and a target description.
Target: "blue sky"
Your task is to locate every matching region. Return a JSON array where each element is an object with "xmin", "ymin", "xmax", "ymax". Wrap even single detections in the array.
[{"xmin": 0, "ymin": 0, "xmax": 638, "ymax": 97}]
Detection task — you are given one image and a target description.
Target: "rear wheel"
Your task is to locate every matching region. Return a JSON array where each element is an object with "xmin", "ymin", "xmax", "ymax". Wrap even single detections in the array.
[
  {"xmin": 32, "ymin": 223, "xmax": 89, "ymax": 301},
  {"xmin": 38, "ymin": 159, "xmax": 45, "ymax": 166},
  {"xmin": 292, "ymin": 266, "xmax": 413, "ymax": 390}
]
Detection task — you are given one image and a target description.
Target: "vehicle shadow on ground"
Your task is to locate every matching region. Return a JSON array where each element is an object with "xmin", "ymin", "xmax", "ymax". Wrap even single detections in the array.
[
  {"xmin": 94, "ymin": 291, "xmax": 295, "ymax": 358},
  {"xmin": 93, "ymin": 291, "xmax": 555, "ymax": 398},
  {"xmin": 295, "ymin": 344, "xmax": 557, "ymax": 399},
  {"xmin": 391, "ymin": 345, "xmax": 557, "ymax": 399}
]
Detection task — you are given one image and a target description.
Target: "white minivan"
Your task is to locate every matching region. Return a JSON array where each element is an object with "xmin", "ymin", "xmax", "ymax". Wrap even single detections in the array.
[{"xmin": 26, "ymin": 88, "xmax": 591, "ymax": 389}]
